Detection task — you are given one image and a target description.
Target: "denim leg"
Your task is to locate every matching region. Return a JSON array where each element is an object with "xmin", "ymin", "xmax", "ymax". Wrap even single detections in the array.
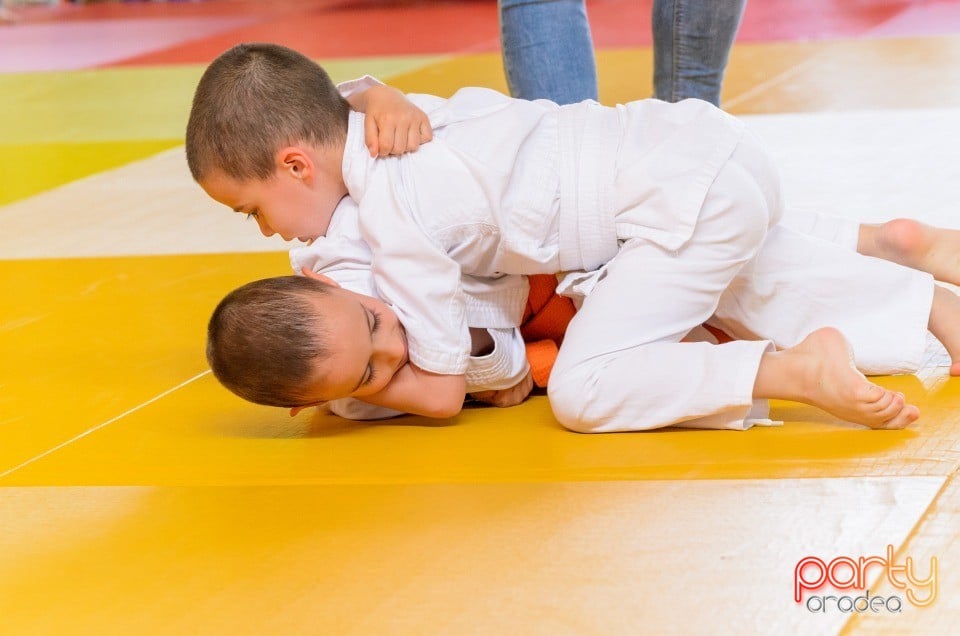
[
  {"xmin": 652, "ymin": 0, "xmax": 746, "ymax": 105},
  {"xmin": 499, "ymin": 0, "xmax": 598, "ymax": 104}
]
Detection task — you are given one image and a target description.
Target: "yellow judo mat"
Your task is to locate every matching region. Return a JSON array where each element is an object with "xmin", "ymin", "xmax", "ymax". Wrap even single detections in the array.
[{"xmin": 3, "ymin": 1, "xmax": 960, "ymax": 633}]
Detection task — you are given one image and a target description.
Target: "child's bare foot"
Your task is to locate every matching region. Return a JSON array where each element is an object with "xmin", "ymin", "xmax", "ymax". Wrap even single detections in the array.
[
  {"xmin": 754, "ymin": 327, "xmax": 920, "ymax": 429},
  {"xmin": 860, "ymin": 218, "xmax": 960, "ymax": 286},
  {"xmin": 927, "ymin": 285, "xmax": 960, "ymax": 375}
]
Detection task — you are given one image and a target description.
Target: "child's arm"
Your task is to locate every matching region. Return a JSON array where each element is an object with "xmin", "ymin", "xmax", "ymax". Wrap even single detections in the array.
[
  {"xmin": 343, "ymin": 82, "xmax": 433, "ymax": 158},
  {"xmin": 327, "ymin": 326, "xmax": 528, "ymax": 420},
  {"xmin": 291, "ymin": 201, "xmax": 464, "ymax": 419},
  {"xmin": 359, "ymin": 363, "xmax": 466, "ymax": 419}
]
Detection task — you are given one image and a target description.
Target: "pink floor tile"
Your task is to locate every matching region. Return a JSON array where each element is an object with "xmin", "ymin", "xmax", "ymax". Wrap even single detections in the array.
[
  {"xmin": 0, "ymin": 16, "xmax": 259, "ymax": 72},
  {"xmin": 868, "ymin": 0, "xmax": 960, "ymax": 37}
]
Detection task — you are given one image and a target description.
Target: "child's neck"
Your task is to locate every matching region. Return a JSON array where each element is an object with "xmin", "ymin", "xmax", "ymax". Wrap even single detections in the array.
[{"xmin": 310, "ymin": 141, "xmax": 348, "ymax": 198}]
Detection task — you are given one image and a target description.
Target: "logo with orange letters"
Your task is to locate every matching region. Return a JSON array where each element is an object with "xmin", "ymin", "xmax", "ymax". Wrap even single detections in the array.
[{"xmin": 795, "ymin": 545, "xmax": 937, "ymax": 613}]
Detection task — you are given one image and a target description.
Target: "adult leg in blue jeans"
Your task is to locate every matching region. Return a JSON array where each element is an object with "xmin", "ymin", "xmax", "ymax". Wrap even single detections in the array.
[
  {"xmin": 499, "ymin": 0, "xmax": 598, "ymax": 104},
  {"xmin": 498, "ymin": 0, "xmax": 746, "ymax": 107},
  {"xmin": 653, "ymin": 0, "xmax": 746, "ymax": 105}
]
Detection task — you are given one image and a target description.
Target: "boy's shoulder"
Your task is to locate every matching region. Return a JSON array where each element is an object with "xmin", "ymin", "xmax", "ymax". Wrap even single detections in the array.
[{"xmin": 432, "ymin": 86, "xmax": 556, "ymax": 128}]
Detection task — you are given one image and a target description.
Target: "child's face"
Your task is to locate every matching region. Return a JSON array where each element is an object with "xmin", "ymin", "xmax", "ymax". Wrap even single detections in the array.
[
  {"xmin": 200, "ymin": 153, "xmax": 345, "ymax": 244},
  {"xmin": 298, "ymin": 286, "xmax": 409, "ymax": 405}
]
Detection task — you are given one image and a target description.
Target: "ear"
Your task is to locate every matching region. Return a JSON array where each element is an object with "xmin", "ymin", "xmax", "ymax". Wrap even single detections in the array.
[
  {"xmin": 275, "ymin": 146, "xmax": 314, "ymax": 182},
  {"xmin": 301, "ymin": 266, "xmax": 341, "ymax": 287}
]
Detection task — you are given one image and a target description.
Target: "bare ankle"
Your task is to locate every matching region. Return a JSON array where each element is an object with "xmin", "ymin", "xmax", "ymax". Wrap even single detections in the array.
[
  {"xmin": 750, "ymin": 328, "xmax": 919, "ymax": 429},
  {"xmin": 878, "ymin": 218, "xmax": 928, "ymax": 265},
  {"xmin": 859, "ymin": 219, "xmax": 926, "ymax": 265},
  {"xmin": 928, "ymin": 285, "xmax": 960, "ymax": 372},
  {"xmin": 753, "ymin": 348, "xmax": 812, "ymax": 403}
]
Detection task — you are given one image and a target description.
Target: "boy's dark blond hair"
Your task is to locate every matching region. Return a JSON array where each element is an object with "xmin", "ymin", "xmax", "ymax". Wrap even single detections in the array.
[
  {"xmin": 207, "ymin": 276, "xmax": 332, "ymax": 408},
  {"xmin": 186, "ymin": 42, "xmax": 350, "ymax": 182}
]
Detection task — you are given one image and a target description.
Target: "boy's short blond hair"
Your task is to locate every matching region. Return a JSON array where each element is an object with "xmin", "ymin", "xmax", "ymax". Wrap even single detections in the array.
[
  {"xmin": 207, "ymin": 276, "xmax": 332, "ymax": 408},
  {"xmin": 186, "ymin": 42, "xmax": 351, "ymax": 182}
]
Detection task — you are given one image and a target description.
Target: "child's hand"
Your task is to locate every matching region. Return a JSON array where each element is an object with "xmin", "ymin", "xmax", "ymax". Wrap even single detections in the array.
[
  {"xmin": 360, "ymin": 85, "xmax": 432, "ymax": 157},
  {"xmin": 469, "ymin": 370, "xmax": 534, "ymax": 408}
]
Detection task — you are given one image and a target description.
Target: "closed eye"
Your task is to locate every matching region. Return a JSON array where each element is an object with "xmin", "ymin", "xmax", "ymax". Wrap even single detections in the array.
[{"xmin": 359, "ymin": 307, "xmax": 382, "ymax": 388}]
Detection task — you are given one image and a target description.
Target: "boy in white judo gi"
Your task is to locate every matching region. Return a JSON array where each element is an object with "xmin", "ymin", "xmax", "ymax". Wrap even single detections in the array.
[
  {"xmin": 208, "ymin": 195, "xmax": 960, "ymax": 429},
  {"xmin": 223, "ymin": 200, "xmax": 538, "ymax": 422},
  {"xmin": 188, "ymin": 43, "xmax": 960, "ymax": 432}
]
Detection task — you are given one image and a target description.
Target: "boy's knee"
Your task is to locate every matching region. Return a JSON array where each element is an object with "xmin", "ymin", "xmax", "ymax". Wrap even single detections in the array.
[
  {"xmin": 734, "ymin": 131, "xmax": 784, "ymax": 231},
  {"xmin": 548, "ymin": 373, "xmax": 606, "ymax": 433},
  {"xmin": 740, "ymin": 203, "xmax": 770, "ymax": 251},
  {"xmin": 548, "ymin": 388, "xmax": 591, "ymax": 433},
  {"xmin": 713, "ymin": 173, "xmax": 772, "ymax": 259}
]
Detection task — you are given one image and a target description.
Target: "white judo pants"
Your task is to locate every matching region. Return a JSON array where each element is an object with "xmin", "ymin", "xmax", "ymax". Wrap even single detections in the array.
[{"xmin": 548, "ymin": 134, "xmax": 934, "ymax": 433}]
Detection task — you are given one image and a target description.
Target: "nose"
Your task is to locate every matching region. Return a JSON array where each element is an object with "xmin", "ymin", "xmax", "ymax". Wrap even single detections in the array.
[
  {"xmin": 388, "ymin": 324, "xmax": 408, "ymax": 371},
  {"xmin": 256, "ymin": 217, "xmax": 274, "ymax": 238},
  {"xmin": 372, "ymin": 335, "xmax": 402, "ymax": 374}
]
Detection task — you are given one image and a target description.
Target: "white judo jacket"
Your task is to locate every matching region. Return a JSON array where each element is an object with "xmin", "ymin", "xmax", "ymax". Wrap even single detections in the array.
[{"xmin": 336, "ymin": 79, "xmax": 744, "ymax": 376}]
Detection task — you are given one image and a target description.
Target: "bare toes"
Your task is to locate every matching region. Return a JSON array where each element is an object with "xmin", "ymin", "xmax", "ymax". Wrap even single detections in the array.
[
  {"xmin": 869, "ymin": 389, "xmax": 896, "ymax": 413},
  {"xmin": 880, "ymin": 404, "xmax": 921, "ymax": 430},
  {"xmin": 874, "ymin": 392, "xmax": 905, "ymax": 421},
  {"xmin": 858, "ymin": 381, "xmax": 886, "ymax": 405}
]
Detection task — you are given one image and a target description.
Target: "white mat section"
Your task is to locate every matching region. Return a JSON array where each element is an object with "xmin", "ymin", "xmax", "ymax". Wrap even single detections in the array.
[
  {"xmin": 2, "ymin": 108, "xmax": 959, "ymax": 260},
  {"xmin": 0, "ymin": 146, "xmax": 291, "ymax": 260},
  {"xmin": 747, "ymin": 108, "xmax": 960, "ymax": 229}
]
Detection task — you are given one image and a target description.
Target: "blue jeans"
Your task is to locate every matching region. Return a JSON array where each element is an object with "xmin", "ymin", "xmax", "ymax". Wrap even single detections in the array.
[
  {"xmin": 498, "ymin": 0, "xmax": 746, "ymax": 106},
  {"xmin": 499, "ymin": 0, "xmax": 598, "ymax": 105},
  {"xmin": 652, "ymin": 0, "xmax": 746, "ymax": 105}
]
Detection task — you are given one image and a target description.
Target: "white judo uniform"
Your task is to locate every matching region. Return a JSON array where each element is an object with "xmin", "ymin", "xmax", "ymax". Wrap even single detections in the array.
[
  {"xmin": 291, "ymin": 198, "xmax": 531, "ymax": 420},
  {"xmin": 325, "ymin": 79, "xmax": 934, "ymax": 431}
]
